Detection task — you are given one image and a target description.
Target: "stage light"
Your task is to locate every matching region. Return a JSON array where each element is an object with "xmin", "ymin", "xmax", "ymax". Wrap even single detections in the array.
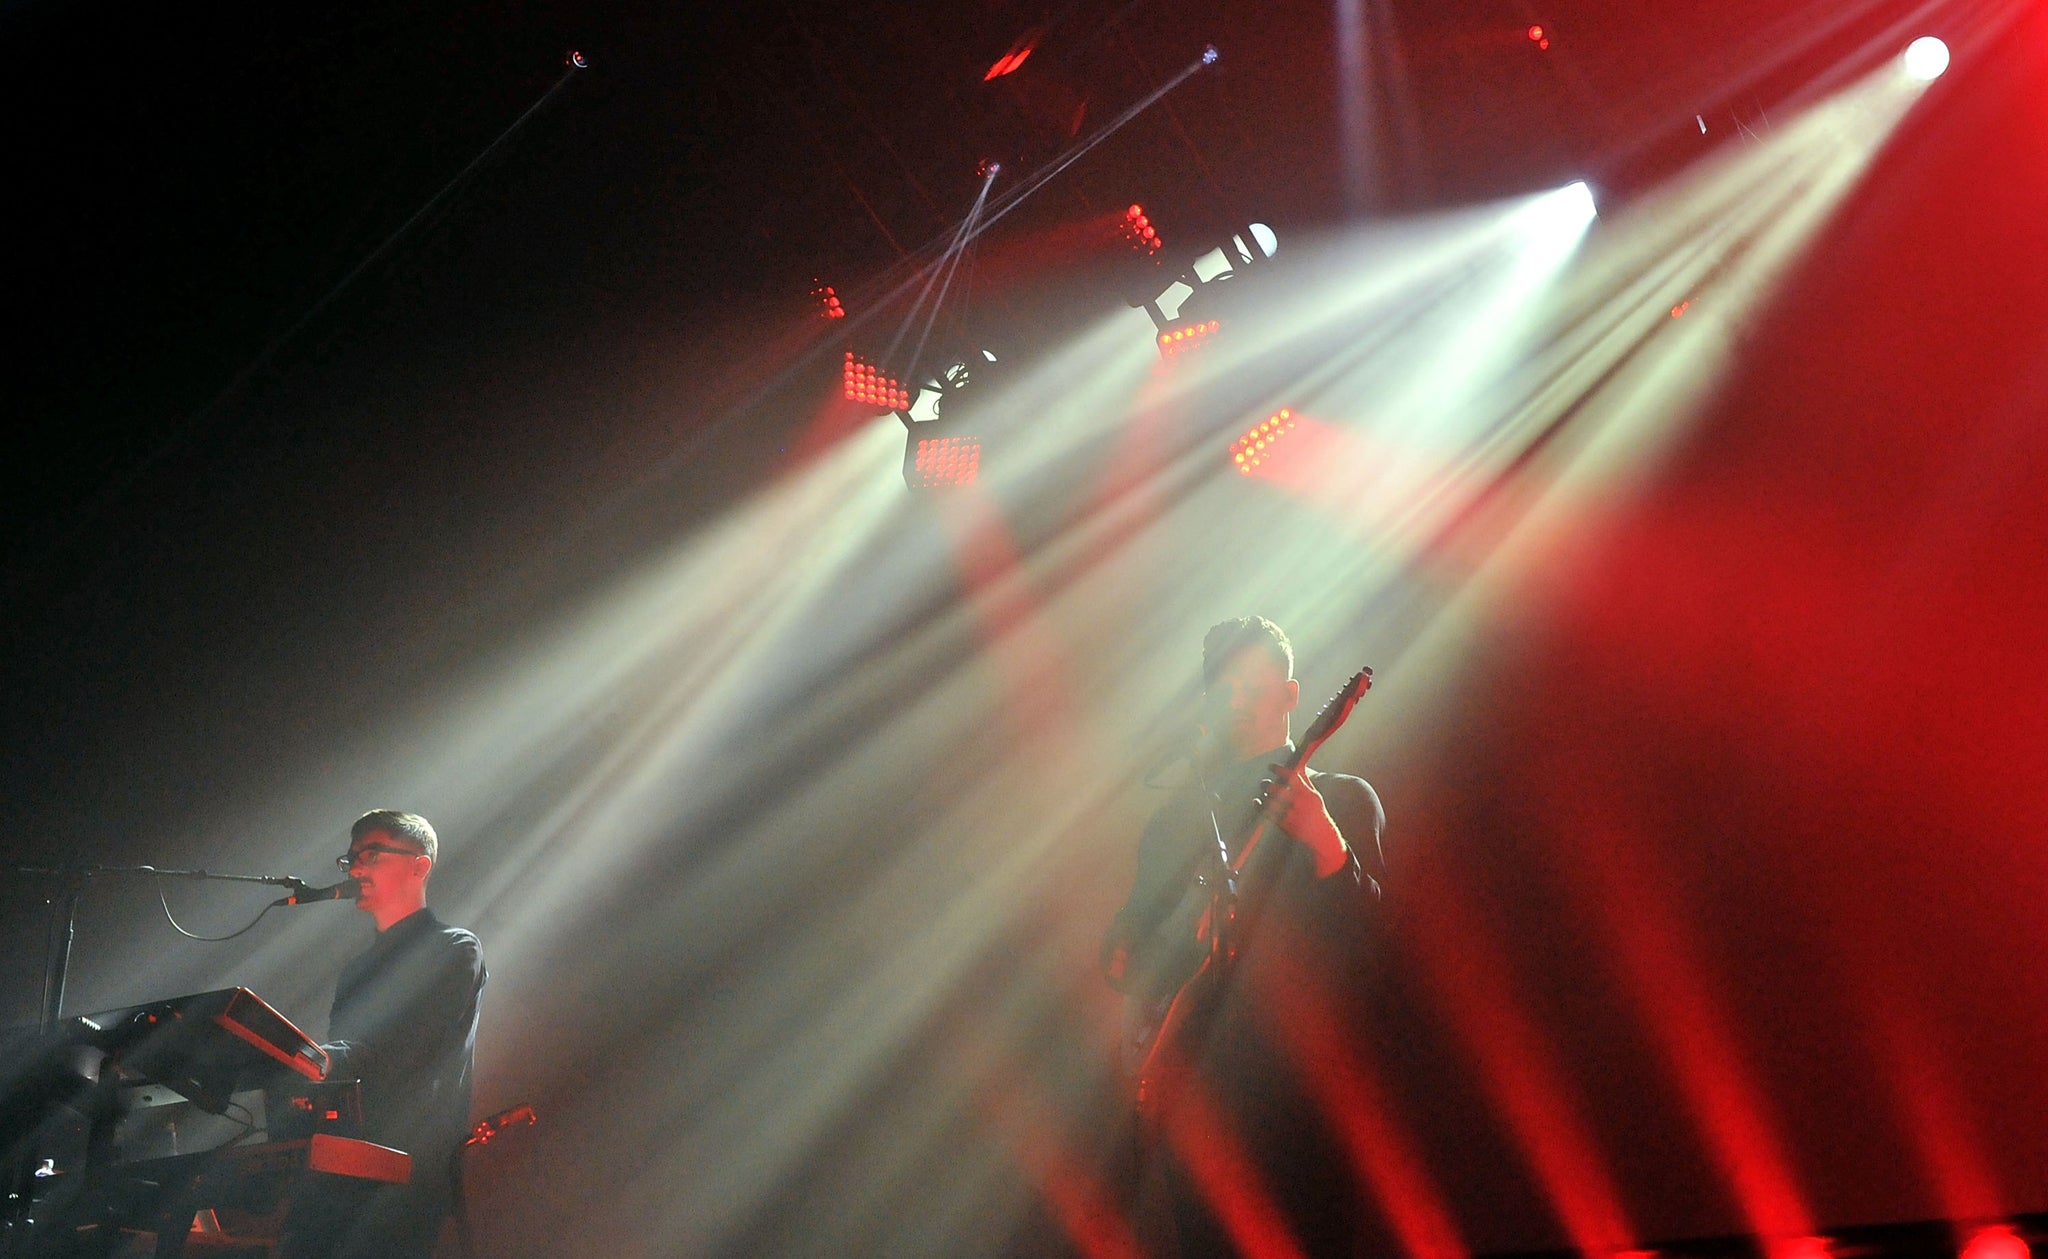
[
  {"xmin": 811, "ymin": 280, "xmax": 846, "ymax": 321},
  {"xmin": 1962, "ymin": 1226, "xmax": 2030, "ymax": 1259},
  {"xmin": 1514, "ymin": 180, "xmax": 1598, "ymax": 238},
  {"xmin": 1132, "ymin": 219, "xmax": 1274, "ymax": 355},
  {"xmin": 894, "ymin": 344, "xmax": 1006, "ymax": 487},
  {"xmin": 984, "ymin": 38, "xmax": 1036, "ymax": 81},
  {"xmin": 1902, "ymin": 36, "xmax": 1950, "ymax": 81},
  {"xmin": 1770, "ymin": 1237, "xmax": 1833, "ymax": 1259},
  {"xmin": 1156, "ymin": 318, "xmax": 1221, "ymax": 360},
  {"xmin": 978, "ymin": 158, "xmax": 1004, "ymax": 180},
  {"xmin": 843, "ymin": 352, "xmax": 911, "ymax": 411},
  {"xmin": 1558, "ymin": 180, "xmax": 1597, "ymax": 222},
  {"xmin": 565, "ymin": 49, "xmax": 588, "ymax": 69},
  {"xmin": 902, "ymin": 432, "xmax": 982, "ymax": 488},
  {"xmin": 1228, "ymin": 408, "xmax": 1296, "ymax": 475},
  {"xmin": 1202, "ymin": 45, "xmax": 1220, "ymax": 66},
  {"xmin": 1120, "ymin": 205, "xmax": 1164, "ymax": 258},
  {"xmin": 1527, "ymin": 25, "xmax": 1551, "ymax": 51}
]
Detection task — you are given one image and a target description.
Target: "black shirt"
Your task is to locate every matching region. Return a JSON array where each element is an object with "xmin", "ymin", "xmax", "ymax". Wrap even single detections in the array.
[
  {"xmin": 1110, "ymin": 744, "xmax": 1385, "ymax": 1002},
  {"xmin": 324, "ymin": 907, "xmax": 485, "ymax": 1167}
]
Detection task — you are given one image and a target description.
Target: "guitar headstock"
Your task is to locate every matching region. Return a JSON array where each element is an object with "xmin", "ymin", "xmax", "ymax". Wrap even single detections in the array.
[{"xmin": 1298, "ymin": 666, "xmax": 1373, "ymax": 758}]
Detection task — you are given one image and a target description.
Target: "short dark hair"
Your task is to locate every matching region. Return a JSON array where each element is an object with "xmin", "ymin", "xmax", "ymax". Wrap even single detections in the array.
[
  {"xmin": 351, "ymin": 809, "xmax": 439, "ymax": 865},
  {"xmin": 1201, "ymin": 616, "xmax": 1294, "ymax": 688}
]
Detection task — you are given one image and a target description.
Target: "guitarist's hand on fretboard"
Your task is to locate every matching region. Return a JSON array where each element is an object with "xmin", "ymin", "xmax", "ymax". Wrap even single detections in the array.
[{"xmin": 1255, "ymin": 763, "xmax": 1350, "ymax": 878}]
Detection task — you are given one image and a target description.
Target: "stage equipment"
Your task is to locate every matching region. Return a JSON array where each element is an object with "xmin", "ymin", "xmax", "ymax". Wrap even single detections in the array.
[
  {"xmin": 844, "ymin": 352, "xmax": 911, "ymax": 411},
  {"xmin": 1228, "ymin": 408, "xmax": 1297, "ymax": 476},
  {"xmin": 904, "ymin": 433, "xmax": 982, "ymax": 488},
  {"xmin": 1156, "ymin": 318, "xmax": 1221, "ymax": 361},
  {"xmin": 1132, "ymin": 222, "xmax": 1279, "ymax": 360},
  {"xmin": 812, "ymin": 280, "xmax": 846, "ymax": 321},
  {"xmin": 897, "ymin": 348, "xmax": 1001, "ymax": 489},
  {"xmin": 0, "ymin": 988, "xmax": 419, "ymax": 1255},
  {"xmin": 72, "ymin": 988, "xmax": 329, "ymax": 1111},
  {"xmin": 1902, "ymin": 36, "xmax": 1949, "ymax": 81},
  {"xmin": 1120, "ymin": 205, "xmax": 1164, "ymax": 258}
]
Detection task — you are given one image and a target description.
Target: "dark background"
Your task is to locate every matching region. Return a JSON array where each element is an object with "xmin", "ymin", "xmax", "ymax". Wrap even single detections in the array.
[{"xmin": 5, "ymin": 0, "xmax": 2047, "ymax": 1254}]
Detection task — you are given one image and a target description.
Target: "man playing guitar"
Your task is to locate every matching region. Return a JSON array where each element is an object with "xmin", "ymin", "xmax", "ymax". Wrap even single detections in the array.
[{"xmin": 1101, "ymin": 616, "xmax": 1386, "ymax": 1259}]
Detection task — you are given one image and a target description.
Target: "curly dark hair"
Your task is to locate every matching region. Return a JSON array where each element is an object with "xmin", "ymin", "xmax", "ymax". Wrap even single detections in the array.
[{"xmin": 1201, "ymin": 616, "xmax": 1294, "ymax": 688}]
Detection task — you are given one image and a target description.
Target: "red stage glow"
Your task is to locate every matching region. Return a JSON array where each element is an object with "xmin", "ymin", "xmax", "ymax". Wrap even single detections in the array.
[
  {"xmin": 1528, "ymin": 24, "xmax": 1551, "ymax": 50},
  {"xmin": 1406, "ymin": 880, "xmax": 1636, "ymax": 1256},
  {"xmin": 981, "ymin": 1078, "xmax": 1140, "ymax": 1259},
  {"xmin": 1540, "ymin": 755, "xmax": 1817, "ymax": 1243},
  {"xmin": 1963, "ymin": 1227, "xmax": 2031, "ymax": 1259},
  {"xmin": 1160, "ymin": 1075, "xmax": 1309, "ymax": 1259},
  {"xmin": 843, "ymin": 352, "xmax": 910, "ymax": 410},
  {"xmin": 1257, "ymin": 933, "xmax": 1469, "ymax": 1259}
]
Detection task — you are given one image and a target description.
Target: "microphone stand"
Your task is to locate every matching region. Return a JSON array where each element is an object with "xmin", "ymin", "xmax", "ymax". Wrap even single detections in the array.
[{"xmin": 1, "ymin": 864, "xmax": 310, "ymax": 1034}]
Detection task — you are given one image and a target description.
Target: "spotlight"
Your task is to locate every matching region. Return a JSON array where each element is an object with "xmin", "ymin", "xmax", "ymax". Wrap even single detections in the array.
[
  {"xmin": 1556, "ymin": 179, "xmax": 1598, "ymax": 222},
  {"xmin": 1202, "ymin": 45, "xmax": 1220, "ymax": 66},
  {"xmin": 1527, "ymin": 24, "xmax": 1551, "ymax": 51},
  {"xmin": 565, "ymin": 49, "xmax": 588, "ymax": 69},
  {"xmin": 978, "ymin": 158, "xmax": 1004, "ymax": 180},
  {"xmin": 1228, "ymin": 408, "xmax": 1296, "ymax": 475},
  {"xmin": 1902, "ymin": 36, "xmax": 1950, "ymax": 81},
  {"xmin": 843, "ymin": 352, "xmax": 910, "ymax": 411}
]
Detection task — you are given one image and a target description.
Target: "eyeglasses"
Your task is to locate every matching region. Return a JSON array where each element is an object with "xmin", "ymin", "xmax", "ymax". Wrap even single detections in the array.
[{"xmin": 336, "ymin": 844, "xmax": 424, "ymax": 871}]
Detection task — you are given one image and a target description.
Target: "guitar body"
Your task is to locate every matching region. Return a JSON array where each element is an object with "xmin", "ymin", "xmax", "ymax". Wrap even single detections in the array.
[{"xmin": 1130, "ymin": 871, "xmax": 1234, "ymax": 1122}]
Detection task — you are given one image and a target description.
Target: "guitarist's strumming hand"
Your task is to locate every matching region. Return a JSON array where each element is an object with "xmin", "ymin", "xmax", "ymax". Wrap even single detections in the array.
[{"xmin": 1257, "ymin": 763, "xmax": 1350, "ymax": 878}]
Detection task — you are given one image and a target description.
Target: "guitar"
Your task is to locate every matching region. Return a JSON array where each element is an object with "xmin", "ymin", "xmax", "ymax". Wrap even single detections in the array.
[{"xmin": 1130, "ymin": 665, "xmax": 1374, "ymax": 1120}]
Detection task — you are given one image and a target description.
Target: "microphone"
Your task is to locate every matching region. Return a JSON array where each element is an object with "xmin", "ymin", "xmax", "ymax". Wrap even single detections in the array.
[{"xmin": 276, "ymin": 880, "xmax": 360, "ymax": 907}]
